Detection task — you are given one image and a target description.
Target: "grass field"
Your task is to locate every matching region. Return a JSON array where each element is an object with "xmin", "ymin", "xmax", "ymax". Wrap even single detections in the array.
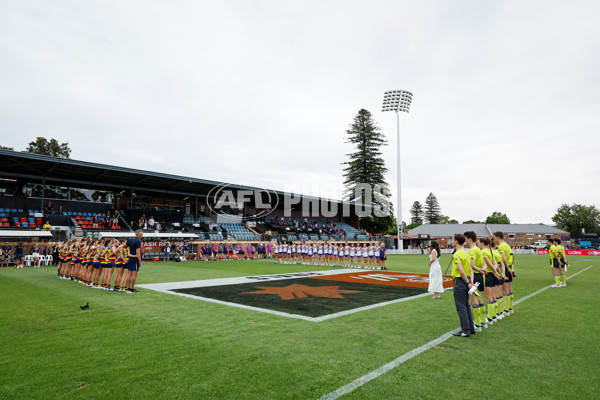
[{"xmin": 1, "ymin": 254, "xmax": 598, "ymax": 399}]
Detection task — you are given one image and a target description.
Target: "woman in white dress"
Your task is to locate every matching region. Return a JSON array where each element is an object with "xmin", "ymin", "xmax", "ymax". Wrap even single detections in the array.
[{"xmin": 428, "ymin": 241, "xmax": 444, "ymax": 299}]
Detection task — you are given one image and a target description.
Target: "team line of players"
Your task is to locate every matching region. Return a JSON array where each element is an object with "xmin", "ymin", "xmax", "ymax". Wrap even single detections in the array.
[
  {"xmin": 273, "ymin": 242, "xmax": 388, "ymax": 270},
  {"xmin": 56, "ymin": 233, "xmax": 143, "ymax": 293}
]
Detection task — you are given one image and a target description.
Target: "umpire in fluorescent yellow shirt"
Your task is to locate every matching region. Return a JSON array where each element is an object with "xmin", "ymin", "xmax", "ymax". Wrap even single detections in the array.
[{"xmin": 451, "ymin": 233, "xmax": 476, "ymax": 337}]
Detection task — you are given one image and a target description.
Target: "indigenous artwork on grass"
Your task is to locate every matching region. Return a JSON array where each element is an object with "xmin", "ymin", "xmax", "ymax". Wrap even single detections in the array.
[{"xmin": 138, "ymin": 271, "xmax": 453, "ymax": 322}]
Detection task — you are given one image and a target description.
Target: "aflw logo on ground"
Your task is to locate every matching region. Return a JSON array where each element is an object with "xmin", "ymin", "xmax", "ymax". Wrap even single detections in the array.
[{"xmin": 138, "ymin": 270, "xmax": 452, "ymax": 322}]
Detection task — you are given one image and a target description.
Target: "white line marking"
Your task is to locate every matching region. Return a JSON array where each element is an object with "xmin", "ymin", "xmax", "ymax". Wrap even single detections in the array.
[
  {"xmin": 318, "ymin": 265, "xmax": 594, "ymax": 400},
  {"xmin": 311, "ymin": 292, "xmax": 432, "ymax": 322}
]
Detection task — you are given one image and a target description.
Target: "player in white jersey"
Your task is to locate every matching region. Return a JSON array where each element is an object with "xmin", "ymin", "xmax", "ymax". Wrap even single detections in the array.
[
  {"xmin": 361, "ymin": 244, "xmax": 368, "ymax": 268},
  {"xmin": 368, "ymin": 244, "xmax": 375, "ymax": 269},
  {"xmin": 353, "ymin": 243, "xmax": 360, "ymax": 268},
  {"xmin": 329, "ymin": 246, "xmax": 338, "ymax": 267}
]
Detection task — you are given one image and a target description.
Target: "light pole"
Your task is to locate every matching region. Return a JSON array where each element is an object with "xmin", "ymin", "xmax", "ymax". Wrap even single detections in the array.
[{"xmin": 382, "ymin": 90, "xmax": 412, "ymax": 252}]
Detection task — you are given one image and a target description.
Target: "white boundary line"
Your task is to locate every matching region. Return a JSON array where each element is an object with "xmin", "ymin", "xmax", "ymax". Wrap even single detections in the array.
[{"xmin": 318, "ymin": 265, "xmax": 594, "ymax": 400}]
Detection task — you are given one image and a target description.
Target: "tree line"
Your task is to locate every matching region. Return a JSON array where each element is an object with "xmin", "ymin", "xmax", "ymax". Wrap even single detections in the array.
[
  {"xmin": 407, "ymin": 194, "xmax": 510, "ymax": 229},
  {"xmin": 1, "ymin": 137, "xmax": 71, "ymax": 158}
]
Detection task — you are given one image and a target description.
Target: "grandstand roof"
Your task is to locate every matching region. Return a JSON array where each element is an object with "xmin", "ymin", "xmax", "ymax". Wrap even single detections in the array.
[
  {"xmin": 408, "ymin": 224, "xmax": 491, "ymax": 238},
  {"xmin": 408, "ymin": 223, "xmax": 568, "ymax": 237},
  {"xmin": 487, "ymin": 224, "xmax": 568, "ymax": 234},
  {"xmin": 98, "ymin": 232, "xmax": 198, "ymax": 239},
  {"xmin": 0, "ymin": 229, "xmax": 53, "ymax": 238},
  {"xmin": 0, "ymin": 149, "xmax": 355, "ymax": 206}
]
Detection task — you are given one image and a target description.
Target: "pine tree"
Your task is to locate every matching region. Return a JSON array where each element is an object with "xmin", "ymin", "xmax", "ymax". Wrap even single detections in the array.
[
  {"xmin": 26, "ymin": 137, "xmax": 71, "ymax": 158},
  {"xmin": 424, "ymin": 193, "xmax": 441, "ymax": 224},
  {"xmin": 342, "ymin": 109, "xmax": 394, "ymax": 233},
  {"xmin": 409, "ymin": 201, "xmax": 423, "ymax": 225}
]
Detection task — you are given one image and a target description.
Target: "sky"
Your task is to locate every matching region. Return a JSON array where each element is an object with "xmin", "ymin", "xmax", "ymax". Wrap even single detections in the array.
[{"xmin": 1, "ymin": 0, "xmax": 599, "ymax": 225}]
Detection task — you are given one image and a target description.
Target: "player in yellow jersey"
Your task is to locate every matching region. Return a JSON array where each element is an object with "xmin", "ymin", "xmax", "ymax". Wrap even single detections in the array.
[
  {"xmin": 547, "ymin": 238, "xmax": 561, "ymax": 287},
  {"xmin": 451, "ymin": 233, "xmax": 476, "ymax": 337},
  {"xmin": 102, "ymin": 239, "xmax": 117, "ymax": 290},
  {"xmin": 464, "ymin": 231, "xmax": 486, "ymax": 331},
  {"xmin": 113, "ymin": 240, "xmax": 127, "ymax": 292},
  {"xmin": 554, "ymin": 239, "xmax": 568, "ymax": 287},
  {"xmin": 494, "ymin": 232, "xmax": 517, "ymax": 315},
  {"xmin": 491, "ymin": 239, "xmax": 507, "ymax": 320},
  {"xmin": 478, "ymin": 237, "xmax": 502, "ymax": 326}
]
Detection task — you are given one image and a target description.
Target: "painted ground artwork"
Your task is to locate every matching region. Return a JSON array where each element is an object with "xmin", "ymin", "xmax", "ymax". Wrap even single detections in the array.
[{"xmin": 138, "ymin": 270, "xmax": 454, "ymax": 322}]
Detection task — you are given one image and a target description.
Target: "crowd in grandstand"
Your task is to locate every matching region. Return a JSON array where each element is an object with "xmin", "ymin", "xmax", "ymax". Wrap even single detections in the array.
[{"xmin": 267, "ymin": 217, "xmax": 347, "ymax": 237}]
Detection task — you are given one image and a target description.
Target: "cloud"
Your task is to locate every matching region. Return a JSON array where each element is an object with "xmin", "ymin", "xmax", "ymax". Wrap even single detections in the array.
[{"xmin": 0, "ymin": 0, "xmax": 599, "ymax": 225}]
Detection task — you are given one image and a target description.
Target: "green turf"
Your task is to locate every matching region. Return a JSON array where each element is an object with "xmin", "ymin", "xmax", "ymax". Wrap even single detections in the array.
[{"xmin": 0, "ymin": 255, "xmax": 598, "ymax": 399}]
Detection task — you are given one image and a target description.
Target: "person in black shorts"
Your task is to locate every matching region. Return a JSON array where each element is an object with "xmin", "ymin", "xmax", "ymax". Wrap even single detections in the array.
[
  {"xmin": 14, "ymin": 242, "xmax": 25, "ymax": 268},
  {"xmin": 124, "ymin": 230, "xmax": 144, "ymax": 293}
]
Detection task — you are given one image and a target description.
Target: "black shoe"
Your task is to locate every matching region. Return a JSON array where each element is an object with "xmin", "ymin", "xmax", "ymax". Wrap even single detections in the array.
[{"xmin": 452, "ymin": 331, "xmax": 470, "ymax": 337}]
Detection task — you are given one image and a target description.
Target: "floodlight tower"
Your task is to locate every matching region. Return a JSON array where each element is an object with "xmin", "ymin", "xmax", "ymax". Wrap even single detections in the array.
[{"xmin": 382, "ymin": 90, "xmax": 412, "ymax": 252}]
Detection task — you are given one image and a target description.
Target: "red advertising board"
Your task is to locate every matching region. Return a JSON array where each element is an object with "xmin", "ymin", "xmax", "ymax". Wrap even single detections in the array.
[{"xmin": 538, "ymin": 249, "xmax": 600, "ymax": 256}]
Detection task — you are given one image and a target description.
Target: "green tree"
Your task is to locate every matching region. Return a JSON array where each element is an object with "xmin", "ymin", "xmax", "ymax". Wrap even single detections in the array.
[
  {"xmin": 0, "ymin": 145, "xmax": 14, "ymax": 150},
  {"xmin": 26, "ymin": 137, "xmax": 71, "ymax": 158},
  {"xmin": 439, "ymin": 215, "xmax": 458, "ymax": 224},
  {"xmin": 424, "ymin": 193, "xmax": 442, "ymax": 224},
  {"xmin": 552, "ymin": 204, "xmax": 600, "ymax": 238},
  {"xmin": 485, "ymin": 212, "xmax": 510, "ymax": 224},
  {"xmin": 409, "ymin": 201, "xmax": 424, "ymax": 225},
  {"xmin": 463, "ymin": 220, "xmax": 483, "ymax": 224},
  {"xmin": 342, "ymin": 109, "xmax": 393, "ymax": 233}
]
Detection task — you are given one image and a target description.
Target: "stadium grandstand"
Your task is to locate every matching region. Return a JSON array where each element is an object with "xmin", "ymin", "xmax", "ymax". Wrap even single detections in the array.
[{"xmin": 0, "ymin": 149, "xmax": 373, "ymax": 247}]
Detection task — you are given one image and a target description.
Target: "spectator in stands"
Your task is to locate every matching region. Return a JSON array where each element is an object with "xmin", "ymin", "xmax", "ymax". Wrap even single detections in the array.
[
  {"xmin": 104, "ymin": 212, "xmax": 111, "ymax": 226},
  {"xmin": 92, "ymin": 214, "xmax": 99, "ymax": 229},
  {"xmin": 148, "ymin": 216, "xmax": 155, "ymax": 230},
  {"xmin": 155, "ymin": 221, "xmax": 162, "ymax": 231},
  {"xmin": 139, "ymin": 215, "xmax": 147, "ymax": 230},
  {"xmin": 57, "ymin": 205, "xmax": 64, "ymax": 215},
  {"xmin": 43, "ymin": 221, "xmax": 51, "ymax": 231},
  {"xmin": 1, "ymin": 242, "xmax": 11, "ymax": 267},
  {"xmin": 44, "ymin": 202, "xmax": 53, "ymax": 214}
]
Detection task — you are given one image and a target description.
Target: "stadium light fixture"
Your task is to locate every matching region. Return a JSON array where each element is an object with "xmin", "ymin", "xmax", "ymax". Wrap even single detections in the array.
[{"xmin": 381, "ymin": 90, "xmax": 412, "ymax": 252}]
